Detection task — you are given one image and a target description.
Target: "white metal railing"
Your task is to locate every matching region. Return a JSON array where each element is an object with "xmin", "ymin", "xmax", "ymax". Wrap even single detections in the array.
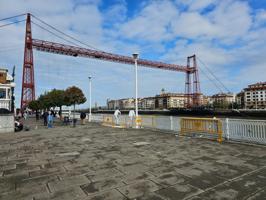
[
  {"xmin": 222, "ymin": 118, "xmax": 266, "ymax": 144},
  {"xmin": 89, "ymin": 114, "xmax": 266, "ymax": 145}
]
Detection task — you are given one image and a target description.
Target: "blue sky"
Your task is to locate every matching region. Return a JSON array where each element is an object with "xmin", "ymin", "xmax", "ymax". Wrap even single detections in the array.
[{"xmin": 0, "ymin": 0, "xmax": 266, "ymax": 108}]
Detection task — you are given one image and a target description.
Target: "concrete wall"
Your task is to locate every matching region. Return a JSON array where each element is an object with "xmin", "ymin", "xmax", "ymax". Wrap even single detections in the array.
[{"xmin": 0, "ymin": 114, "xmax": 14, "ymax": 133}]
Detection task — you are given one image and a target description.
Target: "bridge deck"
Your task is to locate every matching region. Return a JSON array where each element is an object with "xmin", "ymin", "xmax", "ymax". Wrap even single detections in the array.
[{"xmin": 0, "ymin": 120, "xmax": 265, "ymax": 200}]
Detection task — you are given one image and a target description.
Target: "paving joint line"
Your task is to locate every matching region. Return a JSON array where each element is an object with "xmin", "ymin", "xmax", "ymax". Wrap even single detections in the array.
[
  {"xmin": 46, "ymin": 183, "xmax": 52, "ymax": 193},
  {"xmin": 184, "ymin": 165, "xmax": 266, "ymax": 200},
  {"xmin": 243, "ymin": 186, "xmax": 266, "ymax": 200}
]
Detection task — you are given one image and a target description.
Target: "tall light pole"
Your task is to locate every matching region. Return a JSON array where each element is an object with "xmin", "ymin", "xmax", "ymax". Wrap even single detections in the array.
[
  {"xmin": 88, "ymin": 76, "xmax": 92, "ymax": 122},
  {"xmin": 132, "ymin": 53, "xmax": 139, "ymax": 128}
]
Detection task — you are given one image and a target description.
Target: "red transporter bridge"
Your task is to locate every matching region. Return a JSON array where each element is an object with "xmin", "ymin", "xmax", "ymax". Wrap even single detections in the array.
[{"xmin": 21, "ymin": 13, "xmax": 201, "ymax": 110}]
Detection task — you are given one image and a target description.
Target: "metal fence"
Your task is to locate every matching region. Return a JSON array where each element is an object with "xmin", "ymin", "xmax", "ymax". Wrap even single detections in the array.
[
  {"xmin": 90, "ymin": 114, "xmax": 266, "ymax": 145},
  {"xmin": 221, "ymin": 118, "xmax": 266, "ymax": 144}
]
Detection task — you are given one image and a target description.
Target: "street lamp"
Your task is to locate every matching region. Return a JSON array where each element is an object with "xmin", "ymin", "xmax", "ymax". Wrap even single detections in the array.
[
  {"xmin": 132, "ymin": 53, "xmax": 139, "ymax": 128},
  {"xmin": 88, "ymin": 76, "xmax": 92, "ymax": 122}
]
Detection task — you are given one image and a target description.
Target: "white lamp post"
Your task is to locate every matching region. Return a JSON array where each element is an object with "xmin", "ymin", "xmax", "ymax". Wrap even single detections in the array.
[
  {"xmin": 88, "ymin": 76, "xmax": 92, "ymax": 122},
  {"xmin": 132, "ymin": 53, "xmax": 139, "ymax": 128}
]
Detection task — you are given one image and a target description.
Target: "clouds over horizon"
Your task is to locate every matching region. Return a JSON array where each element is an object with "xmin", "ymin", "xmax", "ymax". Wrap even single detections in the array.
[{"xmin": 0, "ymin": 0, "xmax": 265, "ymax": 107}]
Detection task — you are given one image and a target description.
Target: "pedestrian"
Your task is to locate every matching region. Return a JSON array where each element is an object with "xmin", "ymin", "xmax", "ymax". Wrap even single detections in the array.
[
  {"xmin": 51, "ymin": 110, "xmax": 56, "ymax": 118},
  {"xmin": 43, "ymin": 110, "xmax": 48, "ymax": 126},
  {"xmin": 58, "ymin": 110, "xmax": 62, "ymax": 120},
  {"xmin": 36, "ymin": 111, "xmax": 39, "ymax": 121},
  {"xmin": 80, "ymin": 112, "xmax": 86, "ymax": 125},
  {"xmin": 47, "ymin": 111, "xmax": 54, "ymax": 128},
  {"xmin": 23, "ymin": 111, "xmax": 28, "ymax": 120},
  {"xmin": 128, "ymin": 109, "xmax": 135, "ymax": 127},
  {"xmin": 114, "ymin": 108, "xmax": 121, "ymax": 125}
]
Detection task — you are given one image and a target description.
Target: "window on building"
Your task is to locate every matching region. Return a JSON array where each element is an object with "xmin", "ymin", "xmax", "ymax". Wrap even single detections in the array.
[{"xmin": 0, "ymin": 88, "xmax": 6, "ymax": 99}]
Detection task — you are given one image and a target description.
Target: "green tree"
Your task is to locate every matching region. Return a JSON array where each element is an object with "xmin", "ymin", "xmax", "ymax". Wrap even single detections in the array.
[
  {"xmin": 64, "ymin": 86, "xmax": 86, "ymax": 126},
  {"xmin": 28, "ymin": 100, "xmax": 41, "ymax": 111},
  {"xmin": 38, "ymin": 92, "xmax": 52, "ymax": 109},
  {"xmin": 47, "ymin": 89, "xmax": 66, "ymax": 117}
]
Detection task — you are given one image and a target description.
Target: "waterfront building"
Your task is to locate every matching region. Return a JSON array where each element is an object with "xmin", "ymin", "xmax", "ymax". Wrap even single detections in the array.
[
  {"xmin": 236, "ymin": 91, "xmax": 245, "ymax": 109},
  {"xmin": 0, "ymin": 68, "xmax": 15, "ymax": 111},
  {"xmin": 140, "ymin": 97, "xmax": 155, "ymax": 110},
  {"xmin": 244, "ymin": 82, "xmax": 266, "ymax": 109},
  {"xmin": 155, "ymin": 93, "xmax": 186, "ymax": 109},
  {"xmin": 211, "ymin": 93, "xmax": 235, "ymax": 108}
]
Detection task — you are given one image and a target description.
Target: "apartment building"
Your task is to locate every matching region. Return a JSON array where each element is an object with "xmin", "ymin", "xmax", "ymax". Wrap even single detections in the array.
[
  {"xmin": 0, "ymin": 68, "xmax": 15, "ymax": 111},
  {"xmin": 155, "ymin": 93, "xmax": 186, "ymax": 109},
  {"xmin": 211, "ymin": 93, "xmax": 235, "ymax": 105},
  {"xmin": 244, "ymin": 82, "xmax": 266, "ymax": 109}
]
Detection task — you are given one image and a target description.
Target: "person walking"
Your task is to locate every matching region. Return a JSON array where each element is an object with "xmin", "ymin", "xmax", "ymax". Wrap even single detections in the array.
[
  {"xmin": 114, "ymin": 108, "xmax": 121, "ymax": 125},
  {"xmin": 128, "ymin": 109, "xmax": 135, "ymax": 127},
  {"xmin": 23, "ymin": 111, "xmax": 28, "ymax": 120},
  {"xmin": 43, "ymin": 110, "xmax": 48, "ymax": 126},
  {"xmin": 47, "ymin": 111, "xmax": 54, "ymax": 128},
  {"xmin": 80, "ymin": 112, "xmax": 86, "ymax": 125}
]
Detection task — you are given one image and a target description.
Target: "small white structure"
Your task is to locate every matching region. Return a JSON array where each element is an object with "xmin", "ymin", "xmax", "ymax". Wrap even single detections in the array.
[
  {"xmin": 0, "ymin": 68, "xmax": 15, "ymax": 111},
  {"xmin": 0, "ymin": 68, "xmax": 15, "ymax": 133}
]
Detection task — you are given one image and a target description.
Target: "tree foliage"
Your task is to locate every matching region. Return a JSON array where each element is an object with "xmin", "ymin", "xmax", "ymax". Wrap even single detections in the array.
[
  {"xmin": 32, "ymin": 87, "xmax": 86, "ymax": 110},
  {"xmin": 28, "ymin": 100, "xmax": 41, "ymax": 111},
  {"xmin": 64, "ymin": 86, "xmax": 86, "ymax": 106}
]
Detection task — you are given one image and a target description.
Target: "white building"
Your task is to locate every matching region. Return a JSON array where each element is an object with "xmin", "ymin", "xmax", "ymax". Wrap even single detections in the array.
[
  {"xmin": 244, "ymin": 82, "xmax": 266, "ymax": 109},
  {"xmin": 0, "ymin": 69, "xmax": 15, "ymax": 111}
]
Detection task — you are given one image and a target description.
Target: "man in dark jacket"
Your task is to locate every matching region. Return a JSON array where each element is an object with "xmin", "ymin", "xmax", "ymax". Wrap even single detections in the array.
[
  {"xmin": 43, "ymin": 111, "xmax": 48, "ymax": 126},
  {"xmin": 80, "ymin": 112, "xmax": 86, "ymax": 125}
]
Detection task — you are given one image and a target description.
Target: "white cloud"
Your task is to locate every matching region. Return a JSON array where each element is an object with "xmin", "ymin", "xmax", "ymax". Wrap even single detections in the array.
[{"xmin": 118, "ymin": 0, "xmax": 178, "ymax": 42}]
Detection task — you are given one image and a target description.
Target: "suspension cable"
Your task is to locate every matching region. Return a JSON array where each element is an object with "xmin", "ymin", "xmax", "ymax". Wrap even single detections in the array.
[
  {"xmin": 31, "ymin": 21, "xmax": 81, "ymax": 47},
  {"xmin": 198, "ymin": 65, "xmax": 224, "ymax": 93},
  {"xmin": 0, "ymin": 19, "xmax": 26, "ymax": 28},
  {"xmin": 0, "ymin": 13, "xmax": 26, "ymax": 22},
  {"xmin": 31, "ymin": 14, "xmax": 100, "ymax": 51},
  {"xmin": 198, "ymin": 57, "xmax": 231, "ymax": 93}
]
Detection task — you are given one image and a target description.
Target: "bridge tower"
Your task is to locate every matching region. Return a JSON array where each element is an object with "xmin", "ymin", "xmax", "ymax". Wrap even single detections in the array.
[
  {"xmin": 21, "ymin": 13, "xmax": 35, "ymax": 110},
  {"xmin": 185, "ymin": 55, "xmax": 201, "ymax": 108}
]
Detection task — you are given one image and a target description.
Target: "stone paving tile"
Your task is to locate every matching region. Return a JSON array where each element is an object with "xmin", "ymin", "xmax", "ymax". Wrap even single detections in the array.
[
  {"xmin": 81, "ymin": 176, "xmax": 126, "ymax": 195},
  {"xmin": 135, "ymin": 192, "xmax": 166, "ymax": 200},
  {"xmin": 48, "ymin": 174, "xmax": 90, "ymax": 192},
  {"xmin": 188, "ymin": 166, "xmax": 266, "ymax": 200},
  {"xmin": 36, "ymin": 186, "xmax": 87, "ymax": 200},
  {"xmin": 155, "ymin": 182, "xmax": 203, "ymax": 200},
  {"xmin": 85, "ymin": 168, "xmax": 124, "ymax": 182},
  {"xmin": 246, "ymin": 186, "xmax": 266, "ymax": 200},
  {"xmin": 0, "ymin": 178, "xmax": 15, "ymax": 194},
  {"xmin": 122, "ymin": 171, "xmax": 156, "ymax": 185},
  {"xmin": 86, "ymin": 189, "xmax": 127, "ymax": 200},
  {"xmin": 150, "ymin": 172, "xmax": 188, "ymax": 188},
  {"xmin": 1, "ymin": 163, "xmax": 16, "ymax": 171},
  {"xmin": 117, "ymin": 180, "xmax": 162, "ymax": 199},
  {"xmin": 0, "ymin": 190, "xmax": 35, "ymax": 200},
  {"xmin": 29, "ymin": 166, "xmax": 64, "ymax": 178}
]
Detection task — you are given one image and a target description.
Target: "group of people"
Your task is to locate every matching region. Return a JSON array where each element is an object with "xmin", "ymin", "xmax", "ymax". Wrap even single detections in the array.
[
  {"xmin": 114, "ymin": 108, "xmax": 136, "ymax": 126},
  {"xmin": 42, "ymin": 111, "xmax": 55, "ymax": 128}
]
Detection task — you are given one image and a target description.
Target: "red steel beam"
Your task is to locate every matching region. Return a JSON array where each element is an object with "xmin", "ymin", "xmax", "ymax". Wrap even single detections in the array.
[{"xmin": 32, "ymin": 39, "xmax": 191, "ymax": 72}]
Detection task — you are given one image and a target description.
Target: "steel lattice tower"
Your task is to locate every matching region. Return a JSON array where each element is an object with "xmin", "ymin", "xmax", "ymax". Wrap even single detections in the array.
[
  {"xmin": 21, "ymin": 13, "xmax": 35, "ymax": 110},
  {"xmin": 185, "ymin": 55, "xmax": 201, "ymax": 107}
]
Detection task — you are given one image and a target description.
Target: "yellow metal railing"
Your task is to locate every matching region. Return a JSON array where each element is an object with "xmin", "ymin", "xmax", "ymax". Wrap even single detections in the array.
[
  {"xmin": 102, "ymin": 115, "xmax": 114, "ymax": 127},
  {"xmin": 180, "ymin": 117, "xmax": 223, "ymax": 143}
]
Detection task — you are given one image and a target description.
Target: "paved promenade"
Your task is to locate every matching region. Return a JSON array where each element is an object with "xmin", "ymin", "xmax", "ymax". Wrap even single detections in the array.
[{"xmin": 0, "ymin": 121, "xmax": 265, "ymax": 200}]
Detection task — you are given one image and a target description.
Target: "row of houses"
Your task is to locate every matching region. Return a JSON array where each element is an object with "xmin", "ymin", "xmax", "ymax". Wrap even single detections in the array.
[
  {"xmin": 107, "ymin": 82, "xmax": 266, "ymax": 110},
  {"xmin": 107, "ymin": 91, "xmax": 235, "ymax": 110}
]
